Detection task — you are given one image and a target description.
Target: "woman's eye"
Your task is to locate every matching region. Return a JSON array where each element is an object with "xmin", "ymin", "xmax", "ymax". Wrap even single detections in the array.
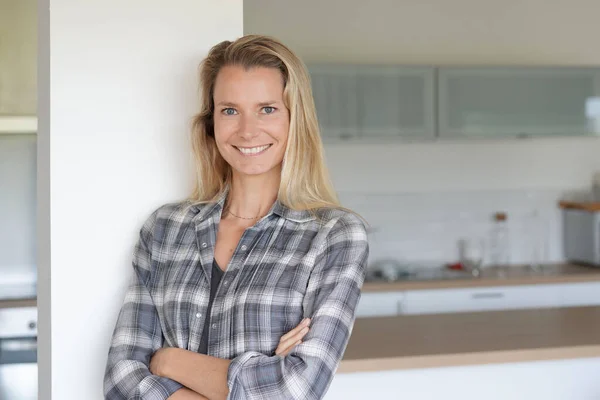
[
  {"xmin": 222, "ymin": 108, "xmax": 237, "ymax": 116},
  {"xmin": 262, "ymin": 106, "xmax": 276, "ymax": 114}
]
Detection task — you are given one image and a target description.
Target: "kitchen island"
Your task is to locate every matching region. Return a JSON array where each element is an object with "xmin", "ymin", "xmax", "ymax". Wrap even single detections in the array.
[{"xmin": 328, "ymin": 305, "xmax": 600, "ymax": 399}]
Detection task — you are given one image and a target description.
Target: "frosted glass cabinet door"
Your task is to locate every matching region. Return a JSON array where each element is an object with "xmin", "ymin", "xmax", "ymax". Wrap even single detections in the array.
[
  {"xmin": 356, "ymin": 66, "xmax": 435, "ymax": 139},
  {"xmin": 309, "ymin": 65, "xmax": 359, "ymax": 140},
  {"xmin": 438, "ymin": 67, "xmax": 600, "ymax": 138}
]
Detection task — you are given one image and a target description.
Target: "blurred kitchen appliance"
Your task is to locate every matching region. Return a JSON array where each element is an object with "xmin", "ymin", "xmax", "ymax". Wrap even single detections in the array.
[
  {"xmin": 560, "ymin": 201, "xmax": 600, "ymax": 266},
  {"xmin": 0, "ymin": 306, "xmax": 37, "ymax": 400}
]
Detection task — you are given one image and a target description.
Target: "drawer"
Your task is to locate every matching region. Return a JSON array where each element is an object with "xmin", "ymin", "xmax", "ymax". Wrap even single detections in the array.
[
  {"xmin": 558, "ymin": 281, "xmax": 600, "ymax": 307},
  {"xmin": 401, "ymin": 284, "xmax": 562, "ymax": 315},
  {"xmin": 356, "ymin": 291, "xmax": 404, "ymax": 318}
]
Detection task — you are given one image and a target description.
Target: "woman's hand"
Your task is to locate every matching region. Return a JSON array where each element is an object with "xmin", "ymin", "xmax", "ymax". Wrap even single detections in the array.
[{"xmin": 275, "ymin": 317, "xmax": 311, "ymax": 356}]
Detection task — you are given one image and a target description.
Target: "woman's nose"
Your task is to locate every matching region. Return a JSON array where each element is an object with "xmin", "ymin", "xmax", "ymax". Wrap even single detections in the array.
[{"xmin": 238, "ymin": 114, "xmax": 259, "ymax": 139}]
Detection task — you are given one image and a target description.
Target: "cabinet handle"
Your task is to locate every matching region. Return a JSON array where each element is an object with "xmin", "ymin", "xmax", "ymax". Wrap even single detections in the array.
[{"xmin": 471, "ymin": 292, "xmax": 505, "ymax": 299}]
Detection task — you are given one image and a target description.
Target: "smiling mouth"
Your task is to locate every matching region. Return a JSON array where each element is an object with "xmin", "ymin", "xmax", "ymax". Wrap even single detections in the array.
[{"xmin": 234, "ymin": 144, "xmax": 273, "ymax": 156}]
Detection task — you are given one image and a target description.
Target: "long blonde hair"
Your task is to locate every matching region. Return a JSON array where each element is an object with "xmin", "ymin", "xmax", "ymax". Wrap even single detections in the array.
[{"xmin": 189, "ymin": 34, "xmax": 341, "ymax": 212}]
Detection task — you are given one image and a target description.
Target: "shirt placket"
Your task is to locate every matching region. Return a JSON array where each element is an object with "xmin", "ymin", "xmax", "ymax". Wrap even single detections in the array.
[
  {"xmin": 187, "ymin": 265, "xmax": 210, "ymax": 351},
  {"xmin": 188, "ymin": 214, "xmax": 219, "ymax": 351}
]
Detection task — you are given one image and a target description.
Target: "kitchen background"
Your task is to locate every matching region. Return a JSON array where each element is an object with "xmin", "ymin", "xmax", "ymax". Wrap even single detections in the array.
[
  {"xmin": 246, "ymin": 0, "xmax": 600, "ymax": 272},
  {"xmin": 1, "ymin": 1, "xmax": 38, "ymax": 399},
  {"xmin": 2, "ymin": 0, "xmax": 600, "ymax": 398},
  {"xmin": 1, "ymin": 0, "xmax": 37, "ymax": 287}
]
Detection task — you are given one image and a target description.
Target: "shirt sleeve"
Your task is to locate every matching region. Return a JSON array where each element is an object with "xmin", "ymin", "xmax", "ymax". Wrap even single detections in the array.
[
  {"xmin": 226, "ymin": 212, "xmax": 369, "ymax": 400},
  {"xmin": 104, "ymin": 211, "xmax": 184, "ymax": 400}
]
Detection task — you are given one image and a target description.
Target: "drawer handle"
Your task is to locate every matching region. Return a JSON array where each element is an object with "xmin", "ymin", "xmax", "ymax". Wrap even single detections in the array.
[{"xmin": 471, "ymin": 292, "xmax": 505, "ymax": 299}]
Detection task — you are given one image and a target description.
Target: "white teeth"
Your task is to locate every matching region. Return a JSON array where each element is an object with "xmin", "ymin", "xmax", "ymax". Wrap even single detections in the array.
[{"xmin": 237, "ymin": 144, "xmax": 270, "ymax": 155}]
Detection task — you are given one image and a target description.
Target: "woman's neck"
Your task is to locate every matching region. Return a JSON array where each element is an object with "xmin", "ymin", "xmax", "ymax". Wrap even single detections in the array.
[{"xmin": 223, "ymin": 170, "xmax": 280, "ymax": 223}]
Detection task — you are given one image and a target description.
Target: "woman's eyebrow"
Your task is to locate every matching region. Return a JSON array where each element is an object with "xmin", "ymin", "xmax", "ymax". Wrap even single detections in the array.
[
  {"xmin": 257, "ymin": 101, "xmax": 278, "ymax": 106},
  {"xmin": 215, "ymin": 101, "xmax": 238, "ymax": 107},
  {"xmin": 215, "ymin": 101, "xmax": 279, "ymax": 107}
]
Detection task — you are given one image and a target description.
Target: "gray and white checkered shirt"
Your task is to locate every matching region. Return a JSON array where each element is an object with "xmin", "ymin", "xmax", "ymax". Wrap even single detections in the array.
[{"xmin": 103, "ymin": 188, "xmax": 369, "ymax": 400}]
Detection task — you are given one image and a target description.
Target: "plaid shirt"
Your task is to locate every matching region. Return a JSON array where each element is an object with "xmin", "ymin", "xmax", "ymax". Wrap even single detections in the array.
[{"xmin": 103, "ymin": 187, "xmax": 369, "ymax": 400}]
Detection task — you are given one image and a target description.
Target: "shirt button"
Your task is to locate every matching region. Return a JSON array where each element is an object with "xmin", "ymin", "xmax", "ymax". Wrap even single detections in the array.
[
  {"xmin": 240, "ymin": 245, "xmax": 247, "ymax": 251},
  {"xmin": 212, "ymin": 323, "xmax": 217, "ymax": 329},
  {"xmin": 223, "ymin": 280, "xmax": 229, "ymax": 286},
  {"xmin": 201, "ymin": 242, "xmax": 208, "ymax": 248},
  {"xmin": 195, "ymin": 313, "xmax": 201, "ymax": 318}
]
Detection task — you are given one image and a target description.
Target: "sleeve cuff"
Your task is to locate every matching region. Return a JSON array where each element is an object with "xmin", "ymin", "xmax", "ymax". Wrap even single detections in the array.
[
  {"xmin": 227, "ymin": 351, "xmax": 266, "ymax": 392},
  {"xmin": 137, "ymin": 375, "xmax": 184, "ymax": 399}
]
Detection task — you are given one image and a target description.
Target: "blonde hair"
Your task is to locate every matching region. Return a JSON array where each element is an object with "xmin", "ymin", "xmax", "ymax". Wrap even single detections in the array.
[{"xmin": 189, "ymin": 34, "xmax": 341, "ymax": 213}]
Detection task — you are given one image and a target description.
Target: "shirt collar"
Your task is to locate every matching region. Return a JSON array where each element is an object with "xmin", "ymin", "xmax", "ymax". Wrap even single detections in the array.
[{"xmin": 193, "ymin": 185, "xmax": 316, "ymax": 224}]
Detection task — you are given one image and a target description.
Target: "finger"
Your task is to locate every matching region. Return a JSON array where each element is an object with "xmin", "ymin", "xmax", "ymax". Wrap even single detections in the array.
[
  {"xmin": 279, "ymin": 318, "xmax": 309, "ymax": 342},
  {"xmin": 275, "ymin": 339, "xmax": 302, "ymax": 356},
  {"xmin": 276, "ymin": 341, "xmax": 299, "ymax": 356},
  {"xmin": 280, "ymin": 318, "xmax": 311, "ymax": 342},
  {"xmin": 278, "ymin": 326, "xmax": 309, "ymax": 351}
]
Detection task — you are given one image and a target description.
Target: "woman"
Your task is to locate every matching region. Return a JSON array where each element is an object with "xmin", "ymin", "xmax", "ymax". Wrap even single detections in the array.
[{"xmin": 103, "ymin": 35, "xmax": 369, "ymax": 400}]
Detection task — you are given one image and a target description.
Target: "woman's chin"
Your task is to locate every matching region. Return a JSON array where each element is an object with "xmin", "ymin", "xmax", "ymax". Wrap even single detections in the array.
[{"xmin": 231, "ymin": 163, "xmax": 282, "ymax": 178}]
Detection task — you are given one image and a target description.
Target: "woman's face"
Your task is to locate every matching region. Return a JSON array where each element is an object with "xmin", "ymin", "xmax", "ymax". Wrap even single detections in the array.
[{"xmin": 213, "ymin": 65, "xmax": 290, "ymax": 178}]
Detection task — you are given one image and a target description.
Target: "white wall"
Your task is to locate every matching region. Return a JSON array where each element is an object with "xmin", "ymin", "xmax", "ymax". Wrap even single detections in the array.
[
  {"xmin": 245, "ymin": 0, "xmax": 600, "ymax": 66},
  {"xmin": 37, "ymin": 1, "xmax": 243, "ymax": 399},
  {"xmin": 245, "ymin": 0, "xmax": 600, "ymax": 193},
  {"xmin": 327, "ymin": 137, "xmax": 600, "ymax": 193}
]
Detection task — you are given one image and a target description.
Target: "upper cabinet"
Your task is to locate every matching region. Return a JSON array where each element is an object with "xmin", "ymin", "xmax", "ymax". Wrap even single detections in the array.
[
  {"xmin": 309, "ymin": 65, "xmax": 360, "ymax": 140},
  {"xmin": 0, "ymin": 0, "xmax": 37, "ymax": 117},
  {"xmin": 357, "ymin": 66, "xmax": 435, "ymax": 139},
  {"xmin": 308, "ymin": 64, "xmax": 600, "ymax": 142},
  {"xmin": 308, "ymin": 65, "xmax": 435, "ymax": 141},
  {"xmin": 438, "ymin": 67, "xmax": 600, "ymax": 138}
]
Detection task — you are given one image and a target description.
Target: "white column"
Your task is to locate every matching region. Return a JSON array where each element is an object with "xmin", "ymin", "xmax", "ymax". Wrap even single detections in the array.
[{"xmin": 37, "ymin": 1, "xmax": 243, "ymax": 398}]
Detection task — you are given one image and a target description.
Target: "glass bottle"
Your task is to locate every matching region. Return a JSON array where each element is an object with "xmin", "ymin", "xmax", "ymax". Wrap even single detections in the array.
[{"xmin": 489, "ymin": 212, "xmax": 510, "ymax": 269}]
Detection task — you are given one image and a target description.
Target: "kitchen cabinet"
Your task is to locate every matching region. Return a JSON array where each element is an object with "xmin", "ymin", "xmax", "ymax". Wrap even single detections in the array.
[
  {"xmin": 309, "ymin": 65, "xmax": 360, "ymax": 140},
  {"xmin": 308, "ymin": 65, "xmax": 435, "ymax": 141},
  {"xmin": 356, "ymin": 66, "xmax": 435, "ymax": 139},
  {"xmin": 401, "ymin": 284, "xmax": 561, "ymax": 315},
  {"xmin": 558, "ymin": 281, "xmax": 600, "ymax": 307},
  {"xmin": 355, "ymin": 291, "xmax": 404, "ymax": 318},
  {"xmin": 331, "ymin": 353, "xmax": 600, "ymax": 400},
  {"xmin": 0, "ymin": 0, "xmax": 37, "ymax": 117},
  {"xmin": 0, "ymin": 306, "xmax": 37, "ymax": 400},
  {"xmin": 309, "ymin": 64, "xmax": 600, "ymax": 142},
  {"xmin": 356, "ymin": 281, "xmax": 600, "ymax": 318},
  {"xmin": 437, "ymin": 67, "xmax": 600, "ymax": 138}
]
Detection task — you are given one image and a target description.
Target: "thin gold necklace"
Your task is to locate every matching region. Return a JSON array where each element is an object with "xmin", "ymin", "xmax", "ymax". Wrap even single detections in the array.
[
  {"xmin": 225, "ymin": 209, "xmax": 265, "ymax": 220},
  {"xmin": 223, "ymin": 203, "xmax": 266, "ymax": 220}
]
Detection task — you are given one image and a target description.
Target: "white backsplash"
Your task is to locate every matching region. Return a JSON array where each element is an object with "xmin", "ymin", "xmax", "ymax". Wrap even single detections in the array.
[{"xmin": 339, "ymin": 189, "xmax": 573, "ymax": 269}]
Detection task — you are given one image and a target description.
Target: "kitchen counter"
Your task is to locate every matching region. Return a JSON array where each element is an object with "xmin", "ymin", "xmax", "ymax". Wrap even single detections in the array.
[
  {"xmin": 362, "ymin": 263, "xmax": 600, "ymax": 292},
  {"xmin": 0, "ymin": 283, "xmax": 37, "ymax": 308},
  {"xmin": 0, "ymin": 298, "xmax": 36, "ymax": 309},
  {"xmin": 339, "ymin": 305, "xmax": 600, "ymax": 373}
]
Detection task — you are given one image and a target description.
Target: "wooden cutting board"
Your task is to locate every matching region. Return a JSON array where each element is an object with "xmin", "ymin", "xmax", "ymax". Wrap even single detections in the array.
[{"xmin": 559, "ymin": 201, "xmax": 600, "ymax": 212}]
